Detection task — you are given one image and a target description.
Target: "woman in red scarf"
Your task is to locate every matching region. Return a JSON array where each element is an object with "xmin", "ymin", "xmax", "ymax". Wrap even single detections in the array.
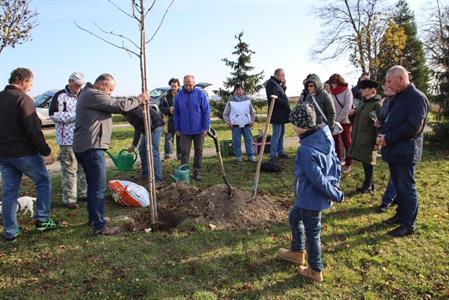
[{"xmin": 328, "ymin": 73, "xmax": 353, "ymax": 173}]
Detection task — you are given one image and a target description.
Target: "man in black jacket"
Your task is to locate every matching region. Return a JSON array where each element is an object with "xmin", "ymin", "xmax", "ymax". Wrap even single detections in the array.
[
  {"xmin": 266, "ymin": 68, "xmax": 291, "ymax": 162},
  {"xmin": 159, "ymin": 78, "xmax": 180, "ymax": 160},
  {"xmin": 377, "ymin": 66, "xmax": 428, "ymax": 237},
  {"xmin": 0, "ymin": 68, "xmax": 58, "ymax": 241}
]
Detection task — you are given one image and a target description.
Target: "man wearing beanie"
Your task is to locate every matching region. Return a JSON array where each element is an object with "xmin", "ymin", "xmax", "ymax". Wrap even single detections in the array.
[{"xmin": 277, "ymin": 102, "xmax": 344, "ymax": 283}]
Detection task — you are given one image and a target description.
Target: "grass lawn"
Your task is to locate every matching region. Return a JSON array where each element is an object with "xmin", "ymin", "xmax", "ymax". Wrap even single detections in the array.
[{"xmin": 0, "ymin": 146, "xmax": 448, "ymax": 299}]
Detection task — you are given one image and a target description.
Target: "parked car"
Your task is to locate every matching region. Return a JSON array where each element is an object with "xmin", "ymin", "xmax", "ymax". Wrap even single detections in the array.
[{"xmin": 33, "ymin": 90, "xmax": 58, "ymax": 127}]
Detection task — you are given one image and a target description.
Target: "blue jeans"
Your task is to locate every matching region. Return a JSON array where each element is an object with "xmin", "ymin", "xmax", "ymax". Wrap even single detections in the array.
[
  {"xmin": 388, "ymin": 162, "xmax": 418, "ymax": 230},
  {"xmin": 231, "ymin": 126, "xmax": 255, "ymax": 159},
  {"xmin": 382, "ymin": 176, "xmax": 397, "ymax": 205},
  {"xmin": 270, "ymin": 124, "xmax": 285, "ymax": 160},
  {"xmin": 0, "ymin": 155, "xmax": 51, "ymax": 239},
  {"xmin": 139, "ymin": 126, "xmax": 163, "ymax": 182},
  {"xmin": 75, "ymin": 149, "xmax": 106, "ymax": 230},
  {"xmin": 164, "ymin": 131, "xmax": 180, "ymax": 158},
  {"xmin": 289, "ymin": 206, "xmax": 323, "ymax": 272}
]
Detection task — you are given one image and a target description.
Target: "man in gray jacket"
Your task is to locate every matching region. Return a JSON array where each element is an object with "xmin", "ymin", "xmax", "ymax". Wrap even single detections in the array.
[{"xmin": 73, "ymin": 73, "xmax": 147, "ymax": 235}]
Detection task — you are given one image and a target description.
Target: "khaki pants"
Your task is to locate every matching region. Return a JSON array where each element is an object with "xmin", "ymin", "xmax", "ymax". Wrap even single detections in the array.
[{"xmin": 59, "ymin": 145, "xmax": 87, "ymax": 204}]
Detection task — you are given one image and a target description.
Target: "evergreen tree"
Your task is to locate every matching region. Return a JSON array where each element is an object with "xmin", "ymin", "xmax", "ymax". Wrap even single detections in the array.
[
  {"xmin": 392, "ymin": 0, "xmax": 429, "ymax": 93},
  {"xmin": 423, "ymin": 0, "xmax": 449, "ymax": 149},
  {"xmin": 211, "ymin": 32, "xmax": 264, "ymax": 118},
  {"xmin": 222, "ymin": 32, "xmax": 264, "ymax": 95}
]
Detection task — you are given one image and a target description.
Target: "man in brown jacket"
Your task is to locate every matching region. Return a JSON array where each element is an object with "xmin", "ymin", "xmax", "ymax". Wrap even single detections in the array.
[{"xmin": 0, "ymin": 68, "xmax": 58, "ymax": 242}]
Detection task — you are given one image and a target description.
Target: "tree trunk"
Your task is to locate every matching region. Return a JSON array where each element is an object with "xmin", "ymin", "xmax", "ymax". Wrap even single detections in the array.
[{"xmin": 139, "ymin": 0, "xmax": 158, "ymax": 231}]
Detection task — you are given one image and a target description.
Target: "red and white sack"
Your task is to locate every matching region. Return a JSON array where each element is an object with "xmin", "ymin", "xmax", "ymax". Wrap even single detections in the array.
[{"xmin": 107, "ymin": 180, "xmax": 150, "ymax": 207}]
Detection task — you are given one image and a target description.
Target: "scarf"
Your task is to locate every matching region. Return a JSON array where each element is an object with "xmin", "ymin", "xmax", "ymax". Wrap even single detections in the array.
[{"xmin": 330, "ymin": 85, "xmax": 348, "ymax": 96}]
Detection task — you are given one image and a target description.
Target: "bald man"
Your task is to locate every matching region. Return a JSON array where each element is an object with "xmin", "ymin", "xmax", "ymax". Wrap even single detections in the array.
[
  {"xmin": 174, "ymin": 75, "xmax": 210, "ymax": 180},
  {"xmin": 377, "ymin": 65, "xmax": 428, "ymax": 237}
]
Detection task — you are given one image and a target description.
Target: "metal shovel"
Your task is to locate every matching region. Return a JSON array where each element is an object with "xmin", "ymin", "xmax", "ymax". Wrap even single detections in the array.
[{"xmin": 207, "ymin": 127, "xmax": 233, "ymax": 195}]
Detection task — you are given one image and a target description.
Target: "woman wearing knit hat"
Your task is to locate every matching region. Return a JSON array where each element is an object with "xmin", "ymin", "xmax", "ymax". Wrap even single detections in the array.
[
  {"xmin": 277, "ymin": 102, "xmax": 344, "ymax": 283},
  {"xmin": 349, "ymin": 79, "xmax": 382, "ymax": 194}
]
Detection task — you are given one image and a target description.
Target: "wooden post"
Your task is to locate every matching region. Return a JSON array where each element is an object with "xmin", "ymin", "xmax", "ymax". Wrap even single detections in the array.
[{"xmin": 252, "ymin": 95, "xmax": 277, "ymax": 198}]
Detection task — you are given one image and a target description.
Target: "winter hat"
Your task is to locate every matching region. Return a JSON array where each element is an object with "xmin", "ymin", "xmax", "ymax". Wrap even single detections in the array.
[
  {"xmin": 358, "ymin": 79, "xmax": 379, "ymax": 89},
  {"xmin": 289, "ymin": 102, "xmax": 316, "ymax": 129}
]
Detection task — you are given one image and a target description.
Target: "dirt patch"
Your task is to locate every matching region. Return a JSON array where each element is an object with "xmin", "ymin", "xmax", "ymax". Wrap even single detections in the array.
[{"xmin": 133, "ymin": 183, "xmax": 287, "ymax": 231}]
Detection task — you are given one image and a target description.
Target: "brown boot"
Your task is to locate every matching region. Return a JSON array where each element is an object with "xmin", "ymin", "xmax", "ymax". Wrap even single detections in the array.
[
  {"xmin": 298, "ymin": 266, "xmax": 323, "ymax": 283},
  {"xmin": 277, "ymin": 248, "xmax": 306, "ymax": 265}
]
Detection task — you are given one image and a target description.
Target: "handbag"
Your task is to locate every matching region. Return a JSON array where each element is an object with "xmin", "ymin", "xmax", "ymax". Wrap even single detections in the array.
[{"xmin": 311, "ymin": 95, "xmax": 343, "ymax": 135}]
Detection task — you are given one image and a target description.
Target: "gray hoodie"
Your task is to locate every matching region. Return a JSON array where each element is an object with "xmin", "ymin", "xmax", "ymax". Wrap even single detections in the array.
[
  {"xmin": 303, "ymin": 74, "xmax": 336, "ymax": 128},
  {"xmin": 73, "ymin": 82, "xmax": 140, "ymax": 153}
]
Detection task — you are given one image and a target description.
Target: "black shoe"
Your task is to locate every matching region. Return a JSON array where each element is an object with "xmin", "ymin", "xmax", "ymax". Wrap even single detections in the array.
[
  {"xmin": 388, "ymin": 226, "xmax": 415, "ymax": 237},
  {"xmin": 5, "ymin": 227, "xmax": 22, "ymax": 242},
  {"xmin": 384, "ymin": 215, "xmax": 401, "ymax": 225},
  {"xmin": 376, "ymin": 203, "xmax": 390, "ymax": 213},
  {"xmin": 193, "ymin": 173, "xmax": 202, "ymax": 181},
  {"xmin": 278, "ymin": 153, "xmax": 290, "ymax": 159},
  {"xmin": 356, "ymin": 185, "xmax": 374, "ymax": 195}
]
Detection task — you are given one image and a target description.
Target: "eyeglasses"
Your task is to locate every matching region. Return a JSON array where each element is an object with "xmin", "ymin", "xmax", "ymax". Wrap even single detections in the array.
[{"xmin": 307, "ymin": 84, "xmax": 315, "ymax": 88}]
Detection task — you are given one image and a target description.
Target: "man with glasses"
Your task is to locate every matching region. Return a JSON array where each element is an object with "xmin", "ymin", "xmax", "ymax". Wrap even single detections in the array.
[
  {"xmin": 49, "ymin": 72, "xmax": 87, "ymax": 209},
  {"xmin": 174, "ymin": 75, "xmax": 210, "ymax": 181}
]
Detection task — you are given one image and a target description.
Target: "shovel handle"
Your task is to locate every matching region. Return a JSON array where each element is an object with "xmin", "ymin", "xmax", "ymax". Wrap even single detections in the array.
[{"xmin": 207, "ymin": 127, "xmax": 217, "ymax": 139}]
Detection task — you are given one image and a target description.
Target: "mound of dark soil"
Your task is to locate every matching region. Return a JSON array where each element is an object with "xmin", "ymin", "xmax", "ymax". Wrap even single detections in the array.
[{"xmin": 133, "ymin": 183, "xmax": 287, "ymax": 231}]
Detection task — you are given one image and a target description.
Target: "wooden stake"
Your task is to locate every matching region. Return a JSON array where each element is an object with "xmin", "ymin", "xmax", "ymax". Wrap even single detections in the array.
[{"xmin": 252, "ymin": 95, "xmax": 277, "ymax": 198}]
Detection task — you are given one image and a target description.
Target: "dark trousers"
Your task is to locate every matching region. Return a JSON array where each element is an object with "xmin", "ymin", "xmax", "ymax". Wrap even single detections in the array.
[
  {"xmin": 75, "ymin": 149, "xmax": 106, "ymax": 230},
  {"xmin": 382, "ymin": 176, "xmax": 397, "ymax": 205},
  {"xmin": 333, "ymin": 123, "xmax": 352, "ymax": 166},
  {"xmin": 180, "ymin": 133, "xmax": 205, "ymax": 174},
  {"xmin": 362, "ymin": 163, "xmax": 373, "ymax": 188},
  {"xmin": 388, "ymin": 162, "xmax": 418, "ymax": 229}
]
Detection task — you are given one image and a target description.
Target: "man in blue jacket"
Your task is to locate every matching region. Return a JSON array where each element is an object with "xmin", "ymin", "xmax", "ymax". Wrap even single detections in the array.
[
  {"xmin": 278, "ymin": 102, "xmax": 344, "ymax": 283},
  {"xmin": 377, "ymin": 66, "xmax": 428, "ymax": 237},
  {"xmin": 174, "ymin": 75, "xmax": 210, "ymax": 180}
]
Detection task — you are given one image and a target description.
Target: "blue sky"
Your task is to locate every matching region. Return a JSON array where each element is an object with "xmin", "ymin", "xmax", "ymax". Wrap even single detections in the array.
[{"xmin": 0, "ymin": 0, "xmax": 425, "ymax": 97}]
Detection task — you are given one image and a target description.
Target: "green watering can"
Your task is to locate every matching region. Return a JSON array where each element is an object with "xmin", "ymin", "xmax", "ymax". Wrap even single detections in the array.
[
  {"xmin": 106, "ymin": 149, "xmax": 138, "ymax": 172},
  {"xmin": 170, "ymin": 164, "xmax": 190, "ymax": 183}
]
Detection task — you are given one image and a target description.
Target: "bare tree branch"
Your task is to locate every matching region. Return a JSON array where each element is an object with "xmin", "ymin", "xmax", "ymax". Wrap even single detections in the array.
[
  {"xmin": 145, "ymin": 0, "xmax": 157, "ymax": 17},
  {"xmin": 146, "ymin": 0, "xmax": 175, "ymax": 44},
  {"xmin": 93, "ymin": 22, "xmax": 140, "ymax": 50},
  {"xmin": 73, "ymin": 21, "xmax": 139, "ymax": 57},
  {"xmin": 107, "ymin": 0, "xmax": 138, "ymax": 21}
]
